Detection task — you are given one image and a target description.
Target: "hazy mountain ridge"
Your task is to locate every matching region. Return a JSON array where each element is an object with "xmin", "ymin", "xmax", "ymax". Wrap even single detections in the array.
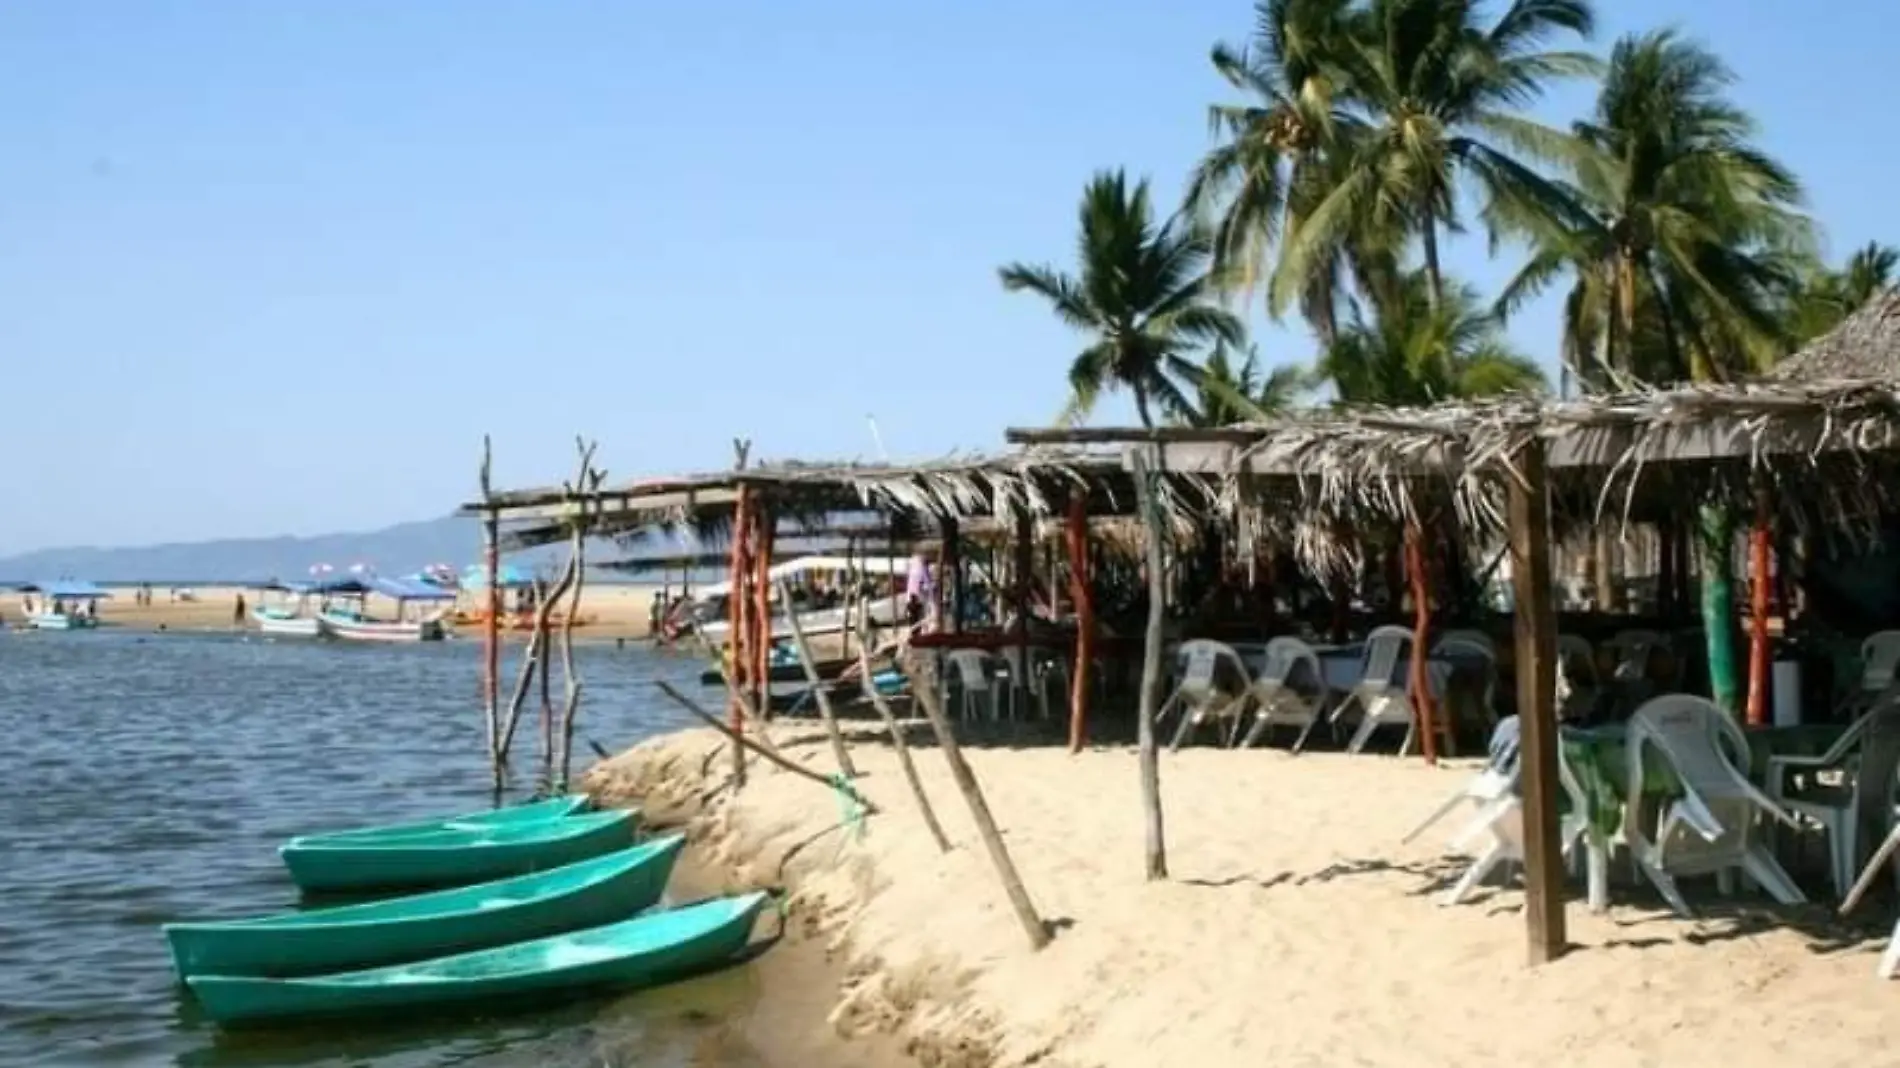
[{"xmin": 0, "ymin": 516, "xmax": 516, "ymax": 584}]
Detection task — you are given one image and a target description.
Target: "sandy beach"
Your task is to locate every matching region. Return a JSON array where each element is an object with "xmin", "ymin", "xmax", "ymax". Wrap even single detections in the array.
[
  {"xmin": 5, "ymin": 583, "xmax": 666, "ymax": 640},
  {"xmin": 587, "ymin": 721, "xmax": 1898, "ymax": 1068}
]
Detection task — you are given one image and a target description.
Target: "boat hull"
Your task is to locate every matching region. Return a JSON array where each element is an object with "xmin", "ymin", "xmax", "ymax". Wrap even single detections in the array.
[
  {"xmin": 251, "ymin": 609, "xmax": 322, "ymax": 638},
  {"xmin": 279, "ymin": 810, "xmax": 637, "ymax": 894},
  {"xmin": 294, "ymin": 795, "xmax": 594, "ymax": 846},
  {"xmin": 318, "ymin": 611, "xmax": 446, "ymax": 643},
  {"xmin": 27, "ymin": 612, "xmax": 96, "ymax": 631},
  {"xmin": 186, "ymin": 893, "xmax": 769, "ymax": 1025},
  {"xmin": 166, "ymin": 835, "xmax": 682, "ymax": 980}
]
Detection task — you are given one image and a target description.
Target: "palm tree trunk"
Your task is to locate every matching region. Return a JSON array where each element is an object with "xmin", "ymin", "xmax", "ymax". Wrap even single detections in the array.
[{"xmin": 1420, "ymin": 209, "xmax": 1444, "ymax": 311}]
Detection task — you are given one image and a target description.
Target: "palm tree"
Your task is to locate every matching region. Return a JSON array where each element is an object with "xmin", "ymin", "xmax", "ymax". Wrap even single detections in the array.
[
  {"xmin": 1279, "ymin": 0, "xmax": 1597, "ymax": 314},
  {"xmin": 1787, "ymin": 241, "xmax": 1899, "ymax": 343},
  {"xmin": 1186, "ymin": 0, "xmax": 1375, "ymax": 343},
  {"xmin": 1001, "ymin": 170, "xmax": 1246, "ymax": 427},
  {"xmin": 1171, "ymin": 341, "xmax": 1311, "ymax": 426},
  {"xmin": 1495, "ymin": 30, "xmax": 1811, "ymax": 387},
  {"xmin": 1317, "ymin": 269, "xmax": 1544, "ymax": 404}
]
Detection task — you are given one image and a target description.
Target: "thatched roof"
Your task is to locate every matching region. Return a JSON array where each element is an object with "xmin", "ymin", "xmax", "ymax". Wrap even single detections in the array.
[
  {"xmin": 470, "ymin": 448, "xmax": 1216, "ymax": 554},
  {"xmin": 1772, "ymin": 288, "xmax": 1900, "ymax": 382},
  {"xmin": 1011, "ymin": 378, "xmax": 1900, "ymax": 573}
]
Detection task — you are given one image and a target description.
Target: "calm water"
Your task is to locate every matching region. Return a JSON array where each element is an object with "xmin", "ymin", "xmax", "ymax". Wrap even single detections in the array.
[{"xmin": 0, "ymin": 631, "xmax": 793, "ymax": 1068}]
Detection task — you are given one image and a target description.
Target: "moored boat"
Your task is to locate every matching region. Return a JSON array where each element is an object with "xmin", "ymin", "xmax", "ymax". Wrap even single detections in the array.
[
  {"xmin": 184, "ymin": 892, "xmax": 770, "ymax": 1025},
  {"xmin": 317, "ymin": 607, "xmax": 449, "ymax": 643},
  {"xmin": 15, "ymin": 579, "xmax": 110, "ymax": 630},
  {"xmin": 294, "ymin": 794, "xmax": 594, "ymax": 845},
  {"xmin": 165, "ymin": 835, "xmax": 684, "ymax": 980},
  {"xmin": 280, "ymin": 810, "xmax": 636, "ymax": 894}
]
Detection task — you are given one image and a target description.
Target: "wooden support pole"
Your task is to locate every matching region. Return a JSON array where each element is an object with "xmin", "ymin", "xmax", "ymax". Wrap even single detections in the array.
[
  {"xmin": 479, "ymin": 436, "xmax": 502, "ymax": 779},
  {"xmin": 654, "ymin": 681, "xmax": 878, "ymax": 814},
  {"xmin": 858, "ymin": 615, "xmax": 952, "ymax": 853},
  {"xmin": 944, "ymin": 517, "xmax": 963, "ymax": 634},
  {"xmin": 905, "ymin": 653, "xmax": 1051, "ymax": 950},
  {"xmin": 1011, "ymin": 503, "xmax": 1034, "ymax": 710},
  {"xmin": 556, "ymin": 440, "xmax": 600, "ymax": 789},
  {"xmin": 1508, "ymin": 437, "xmax": 1567, "ymax": 966},
  {"xmin": 1131, "ymin": 447, "xmax": 1170, "ymax": 881},
  {"xmin": 1405, "ymin": 521, "xmax": 1439, "ymax": 763},
  {"xmin": 753, "ymin": 501, "xmax": 776, "ymax": 720},
  {"xmin": 1746, "ymin": 493, "xmax": 1773, "ymax": 728},
  {"xmin": 727, "ymin": 485, "xmax": 752, "ymax": 789},
  {"xmin": 778, "ymin": 579, "xmax": 859, "ymax": 779},
  {"xmin": 1064, "ymin": 495, "xmax": 1094, "ymax": 753}
]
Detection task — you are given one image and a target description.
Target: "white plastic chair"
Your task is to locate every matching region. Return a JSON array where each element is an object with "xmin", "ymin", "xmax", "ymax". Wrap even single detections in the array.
[
  {"xmin": 1238, "ymin": 636, "xmax": 1331, "ymax": 752},
  {"xmin": 1766, "ymin": 698, "xmax": 1900, "ymax": 901},
  {"xmin": 1623, "ymin": 694, "xmax": 1805, "ymax": 916},
  {"xmin": 1164, "ymin": 640, "xmax": 1253, "ymax": 750},
  {"xmin": 1429, "ymin": 746, "xmax": 1597, "ymax": 907},
  {"xmin": 943, "ymin": 650, "xmax": 1011, "ymax": 722},
  {"xmin": 1432, "ymin": 634, "xmax": 1500, "ymax": 739},
  {"xmin": 1606, "ymin": 630, "xmax": 1667, "ymax": 683},
  {"xmin": 1556, "ymin": 634, "xmax": 1600, "ymax": 719},
  {"xmin": 1331, "ymin": 625, "xmax": 1416, "ymax": 754},
  {"xmin": 1437, "ymin": 629, "xmax": 1497, "ymax": 658}
]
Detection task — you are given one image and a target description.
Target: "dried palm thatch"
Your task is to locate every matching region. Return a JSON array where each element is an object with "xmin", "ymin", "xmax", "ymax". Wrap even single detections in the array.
[
  {"xmin": 1011, "ymin": 377, "xmax": 1900, "ymax": 575},
  {"xmin": 1771, "ymin": 288, "xmax": 1900, "ymax": 382},
  {"xmin": 473, "ymin": 448, "xmax": 1217, "ymax": 553}
]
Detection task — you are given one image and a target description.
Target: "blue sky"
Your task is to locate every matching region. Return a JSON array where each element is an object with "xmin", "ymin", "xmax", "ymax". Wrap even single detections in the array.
[{"xmin": 2, "ymin": 1, "xmax": 1895, "ymax": 555}]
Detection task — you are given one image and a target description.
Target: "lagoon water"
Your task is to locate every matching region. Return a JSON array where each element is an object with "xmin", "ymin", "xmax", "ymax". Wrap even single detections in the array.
[{"xmin": 0, "ymin": 630, "xmax": 794, "ymax": 1067}]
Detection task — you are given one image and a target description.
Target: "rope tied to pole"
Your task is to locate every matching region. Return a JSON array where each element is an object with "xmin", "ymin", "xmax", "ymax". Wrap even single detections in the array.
[{"xmin": 830, "ymin": 773, "xmax": 868, "ymax": 841}]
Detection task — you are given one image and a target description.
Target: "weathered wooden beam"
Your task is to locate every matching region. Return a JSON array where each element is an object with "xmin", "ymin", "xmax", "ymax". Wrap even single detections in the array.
[
  {"xmin": 856, "ymin": 616, "xmax": 951, "ymax": 853},
  {"xmin": 1131, "ymin": 446, "xmax": 1170, "ymax": 881},
  {"xmin": 905, "ymin": 653, "xmax": 1051, "ymax": 950},
  {"xmin": 653, "ymin": 681, "xmax": 877, "ymax": 815},
  {"xmin": 1508, "ymin": 437, "xmax": 1567, "ymax": 965},
  {"xmin": 778, "ymin": 579, "xmax": 858, "ymax": 780},
  {"xmin": 1064, "ymin": 495, "xmax": 1093, "ymax": 753}
]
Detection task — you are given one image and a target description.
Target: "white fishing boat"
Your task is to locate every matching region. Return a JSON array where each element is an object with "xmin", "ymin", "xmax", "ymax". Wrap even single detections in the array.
[
  {"xmin": 16, "ymin": 580, "xmax": 110, "ymax": 630},
  {"xmin": 317, "ymin": 574, "xmax": 454, "ymax": 643},
  {"xmin": 678, "ymin": 555, "xmax": 908, "ymax": 644},
  {"xmin": 248, "ymin": 578, "xmax": 337, "ymax": 638}
]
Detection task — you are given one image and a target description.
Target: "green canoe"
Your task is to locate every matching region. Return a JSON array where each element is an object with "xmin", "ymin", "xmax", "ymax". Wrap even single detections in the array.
[
  {"xmin": 295, "ymin": 795, "xmax": 594, "ymax": 846},
  {"xmin": 187, "ymin": 892, "xmax": 771, "ymax": 1025},
  {"xmin": 166, "ymin": 835, "xmax": 684, "ymax": 980},
  {"xmin": 280, "ymin": 810, "xmax": 637, "ymax": 894}
]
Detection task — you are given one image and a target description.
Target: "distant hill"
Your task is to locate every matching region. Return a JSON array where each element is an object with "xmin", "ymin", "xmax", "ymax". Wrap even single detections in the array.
[{"xmin": 0, "ymin": 516, "xmax": 517, "ymax": 585}]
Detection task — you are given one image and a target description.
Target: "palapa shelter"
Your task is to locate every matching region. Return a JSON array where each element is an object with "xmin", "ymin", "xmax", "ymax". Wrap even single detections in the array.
[
  {"xmin": 1011, "ymin": 365, "xmax": 1900, "ymax": 965},
  {"xmin": 464, "ymin": 448, "xmax": 1209, "ymax": 761}
]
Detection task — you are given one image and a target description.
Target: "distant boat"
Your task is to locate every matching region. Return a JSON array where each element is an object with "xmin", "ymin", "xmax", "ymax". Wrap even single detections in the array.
[
  {"xmin": 315, "ymin": 573, "xmax": 456, "ymax": 643},
  {"xmin": 184, "ymin": 892, "xmax": 770, "ymax": 1025},
  {"xmin": 164, "ymin": 836, "xmax": 683, "ymax": 981},
  {"xmin": 681, "ymin": 555, "xmax": 909, "ymax": 644},
  {"xmin": 15, "ymin": 580, "xmax": 110, "ymax": 630}
]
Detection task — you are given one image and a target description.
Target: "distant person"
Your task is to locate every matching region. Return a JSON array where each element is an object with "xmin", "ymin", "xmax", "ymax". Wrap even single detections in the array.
[{"xmin": 234, "ymin": 594, "xmax": 247, "ymax": 625}]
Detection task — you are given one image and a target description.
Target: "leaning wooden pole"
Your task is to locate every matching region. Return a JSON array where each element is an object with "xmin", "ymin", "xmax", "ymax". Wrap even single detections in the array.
[
  {"xmin": 479, "ymin": 436, "xmax": 502, "ymax": 780},
  {"xmin": 858, "ymin": 617, "xmax": 951, "ymax": 853},
  {"xmin": 1131, "ymin": 446, "xmax": 1169, "ymax": 881},
  {"xmin": 556, "ymin": 443, "xmax": 600, "ymax": 789},
  {"xmin": 654, "ymin": 681, "xmax": 878, "ymax": 814},
  {"xmin": 1745, "ymin": 492, "xmax": 1773, "ymax": 727},
  {"xmin": 779, "ymin": 579, "xmax": 859, "ymax": 779},
  {"xmin": 1064, "ymin": 494, "xmax": 1094, "ymax": 752},
  {"xmin": 906, "ymin": 652, "xmax": 1050, "ymax": 949},
  {"xmin": 1508, "ymin": 437, "xmax": 1567, "ymax": 965}
]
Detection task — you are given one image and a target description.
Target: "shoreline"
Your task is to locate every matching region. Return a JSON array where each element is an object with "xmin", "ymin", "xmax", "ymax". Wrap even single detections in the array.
[{"xmin": 584, "ymin": 720, "xmax": 1900, "ymax": 1068}]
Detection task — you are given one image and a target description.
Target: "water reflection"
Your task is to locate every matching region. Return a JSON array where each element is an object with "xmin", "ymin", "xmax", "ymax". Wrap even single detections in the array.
[{"xmin": 0, "ymin": 630, "xmax": 792, "ymax": 1067}]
